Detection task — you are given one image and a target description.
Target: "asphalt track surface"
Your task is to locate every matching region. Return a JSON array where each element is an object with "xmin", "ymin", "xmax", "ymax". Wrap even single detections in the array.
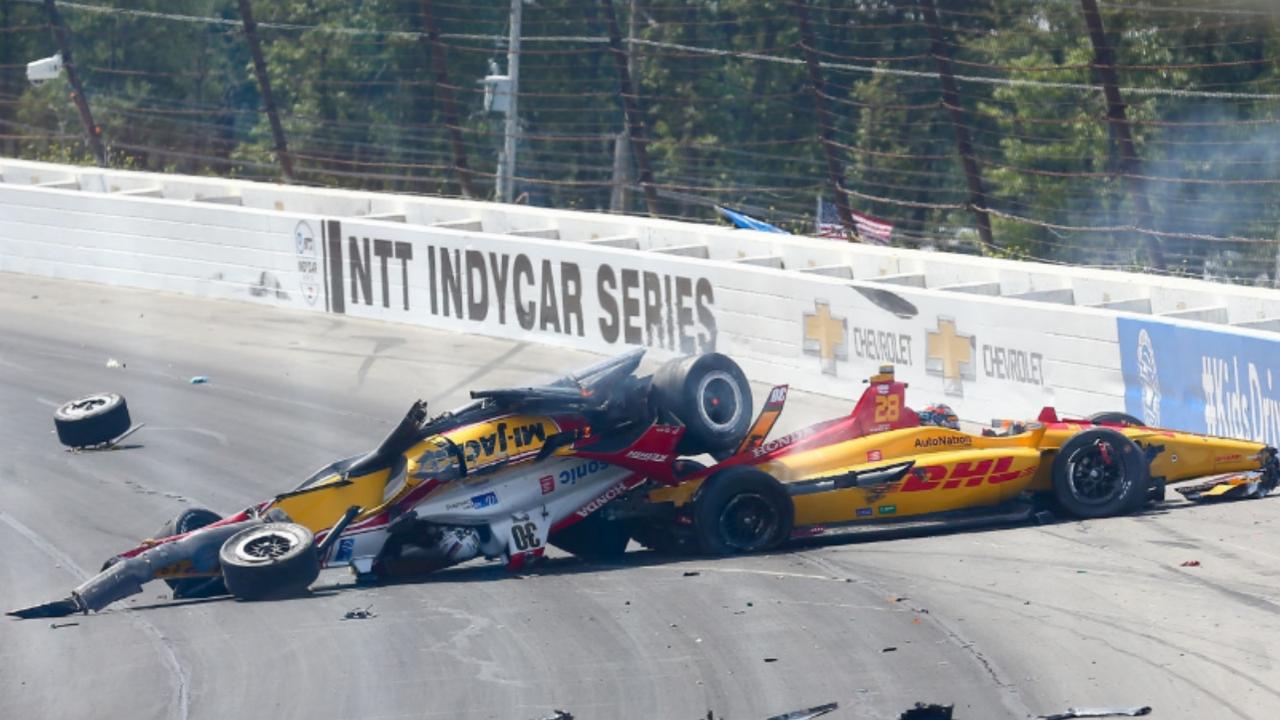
[{"xmin": 2, "ymin": 273, "xmax": 1279, "ymax": 720}]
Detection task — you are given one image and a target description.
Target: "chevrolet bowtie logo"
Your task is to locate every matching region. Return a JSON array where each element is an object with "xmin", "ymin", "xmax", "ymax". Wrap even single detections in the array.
[
  {"xmin": 803, "ymin": 301, "xmax": 847, "ymax": 376},
  {"xmin": 926, "ymin": 317, "xmax": 975, "ymax": 396}
]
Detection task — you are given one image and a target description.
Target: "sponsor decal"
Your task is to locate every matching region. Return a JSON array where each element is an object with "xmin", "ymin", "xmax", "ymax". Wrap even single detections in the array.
[
  {"xmin": 878, "ymin": 504, "xmax": 897, "ymax": 515},
  {"xmin": 767, "ymin": 385, "xmax": 789, "ymax": 405},
  {"xmin": 318, "ymin": 220, "xmax": 716, "ymax": 352},
  {"xmin": 444, "ymin": 498, "xmax": 474, "ymax": 511},
  {"xmin": 1118, "ymin": 317, "xmax": 1280, "ymax": 447},
  {"xmin": 927, "ymin": 317, "xmax": 1044, "ymax": 396},
  {"xmin": 851, "ymin": 327, "xmax": 912, "ymax": 366},
  {"xmin": 926, "ymin": 317, "xmax": 976, "ymax": 397},
  {"xmin": 461, "ymin": 421, "xmax": 549, "ymax": 466},
  {"xmin": 1215, "ymin": 453, "xmax": 1243, "ymax": 463},
  {"xmin": 575, "ymin": 480, "xmax": 629, "ymax": 517},
  {"xmin": 802, "ymin": 301, "xmax": 848, "ymax": 376},
  {"xmin": 539, "ymin": 475, "xmax": 555, "ymax": 495},
  {"xmin": 625, "ymin": 450, "xmax": 668, "ymax": 462},
  {"xmin": 558, "ymin": 459, "xmax": 608, "ymax": 485},
  {"xmin": 333, "ymin": 537, "xmax": 355, "ymax": 563},
  {"xmin": 867, "ymin": 449, "xmax": 883, "ymax": 462},
  {"xmin": 470, "ymin": 491, "xmax": 499, "ymax": 509},
  {"xmin": 294, "ymin": 220, "xmax": 321, "ymax": 306},
  {"xmin": 901, "ymin": 456, "xmax": 1029, "ymax": 492},
  {"xmin": 913, "ymin": 435, "xmax": 972, "ymax": 448},
  {"xmin": 751, "ymin": 427, "xmax": 816, "ymax": 457},
  {"xmin": 856, "ymin": 507, "xmax": 873, "ymax": 517}
]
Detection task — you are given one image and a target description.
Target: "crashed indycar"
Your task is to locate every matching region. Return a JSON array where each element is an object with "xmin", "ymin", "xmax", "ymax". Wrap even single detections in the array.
[
  {"xmin": 10, "ymin": 349, "xmax": 753, "ymax": 618},
  {"xmin": 617, "ymin": 365, "xmax": 1280, "ymax": 554}
]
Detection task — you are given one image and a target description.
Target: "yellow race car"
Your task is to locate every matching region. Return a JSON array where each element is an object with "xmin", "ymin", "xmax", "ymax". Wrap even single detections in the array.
[{"xmin": 629, "ymin": 365, "xmax": 1279, "ymax": 555}]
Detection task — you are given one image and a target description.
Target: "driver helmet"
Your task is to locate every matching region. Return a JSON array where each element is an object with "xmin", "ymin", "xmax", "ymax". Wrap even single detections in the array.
[{"xmin": 919, "ymin": 403, "xmax": 959, "ymax": 430}]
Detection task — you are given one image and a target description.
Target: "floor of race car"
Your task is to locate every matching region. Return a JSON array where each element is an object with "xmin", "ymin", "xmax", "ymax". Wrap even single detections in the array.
[{"xmin": 2, "ymin": 272, "xmax": 1278, "ymax": 720}]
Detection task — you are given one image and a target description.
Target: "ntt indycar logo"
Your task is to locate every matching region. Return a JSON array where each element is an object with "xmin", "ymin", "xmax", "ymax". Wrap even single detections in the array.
[{"xmin": 313, "ymin": 219, "xmax": 717, "ymax": 353}]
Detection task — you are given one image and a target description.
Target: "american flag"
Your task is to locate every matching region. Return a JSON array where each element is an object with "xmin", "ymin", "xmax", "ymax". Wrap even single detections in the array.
[{"xmin": 816, "ymin": 196, "xmax": 894, "ymax": 245}]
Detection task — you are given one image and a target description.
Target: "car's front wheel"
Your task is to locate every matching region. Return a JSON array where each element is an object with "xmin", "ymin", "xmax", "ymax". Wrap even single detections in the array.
[
  {"xmin": 219, "ymin": 523, "xmax": 319, "ymax": 600},
  {"xmin": 1051, "ymin": 428, "xmax": 1149, "ymax": 518}
]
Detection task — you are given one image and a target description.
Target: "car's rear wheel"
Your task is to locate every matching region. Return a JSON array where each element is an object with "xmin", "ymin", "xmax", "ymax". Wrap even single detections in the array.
[
  {"xmin": 550, "ymin": 512, "xmax": 631, "ymax": 561},
  {"xmin": 219, "ymin": 523, "xmax": 319, "ymax": 600},
  {"xmin": 651, "ymin": 353, "xmax": 753, "ymax": 458},
  {"xmin": 693, "ymin": 467, "xmax": 793, "ymax": 555},
  {"xmin": 155, "ymin": 507, "xmax": 226, "ymax": 598},
  {"xmin": 1051, "ymin": 428, "xmax": 1149, "ymax": 518},
  {"xmin": 1088, "ymin": 411, "xmax": 1144, "ymax": 427},
  {"xmin": 54, "ymin": 393, "xmax": 131, "ymax": 447}
]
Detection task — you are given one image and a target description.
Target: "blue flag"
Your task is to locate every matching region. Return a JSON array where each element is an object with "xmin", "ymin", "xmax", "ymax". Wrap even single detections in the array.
[{"xmin": 716, "ymin": 206, "xmax": 789, "ymax": 234}]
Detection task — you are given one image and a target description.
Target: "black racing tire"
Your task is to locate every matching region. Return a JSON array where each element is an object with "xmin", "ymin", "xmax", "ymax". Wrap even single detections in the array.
[
  {"xmin": 155, "ymin": 508, "xmax": 227, "ymax": 598},
  {"xmin": 550, "ymin": 512, "xmax": 631, "ymax": 561},
  {"xmin": 651, "ymin": 353, "xmax": 753, "ymax": 457},
  {"xmin": 1051, "ymin": 428, "xmax": 1150, "ymax": 519},
  {"xmin": 219, "ymin": 522, "xmax": 319, "ymax": 601},
  {"xmin": 53, "ymin": 393, "xmax": 131, "ymax": 448},
  {"xmin": 1088, "ymin": 411, "xmax": 1145, "ymax": 427},
  {"xmin": 693, "ymin": 467, "xmax": 794, "ymax": 555}
]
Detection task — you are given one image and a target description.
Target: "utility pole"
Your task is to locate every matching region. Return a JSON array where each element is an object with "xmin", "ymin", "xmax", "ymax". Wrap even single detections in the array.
[
  {"xmin": 919, "ymin": 0, "xmax": 994, "ymax": 250},
  {"xmin": 237, "ymin": 0, "xmax": 294, "ymax": 182},
  {"xmin": 43, "ymin": 0, "xmax": 105, "ymax": 167},
  {"xmin": 793, "ymin": 0, "xmax": 856, "ymax": 240},
  {"xmin": 421, "ymin": 0, "xmax": 475, "ymax": 198},
  {"xmin": 497, "ymin": 0, "xmax": 522, "ymax": 202},
  {"xmin": 1080, "ymin": 0, "xmax": 1165, "ymax": 270},
  {"xmin": 609, "ymin": 0, "xmax": 637, "ymax": 212},
  {"xmin": 601, "ymin": 0, "xmax": 660, "ymax": 216}
]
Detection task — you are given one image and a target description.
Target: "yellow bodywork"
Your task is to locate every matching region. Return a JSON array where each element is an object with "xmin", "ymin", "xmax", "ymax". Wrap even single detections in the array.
[
  {"xmin": 268, "ymin": 414, "xmax": 560, "ymax": 534},
  {"xmin": 649, "ymin": 419, "xmax": 1267, "ymax": 526}
]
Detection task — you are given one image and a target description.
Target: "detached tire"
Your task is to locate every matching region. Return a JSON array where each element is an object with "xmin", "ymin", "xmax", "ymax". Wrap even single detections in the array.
[
  {"xmin": 219, "ymin": 523, "xmax": 319, "ymax": 601},
  {"xmin": 550, "ymin": 513, "xmax": 631, "ymax": 561},
  {"xmin": 693, "ymin": 467, "xmax": 793, "ymax": 555},
  {"xmin": 1051, "ymin": 428, "xmax": 1149, "ymax": 519},
  {"xmin": 54, "ymin": 393, "xmax": 131, "ymax": 447},
  {"xmin": 1088, "ymin": 411, "xmax": 1144, "ymax": 427},
  {"xmin": 651, "ymin": 353, "xmax": 752, "ymax": 457},
  {"xmin": 155, "ymin": 508, "xmax": 226, "ymax": 598}
]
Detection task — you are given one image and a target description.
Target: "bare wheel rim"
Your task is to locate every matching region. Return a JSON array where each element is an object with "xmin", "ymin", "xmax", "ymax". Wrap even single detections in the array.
[
  {"xmin": 233, "ymin": 528, "xmax": 304, "ymax": 564},
  {"xmin": 696, "ymin": 370, "xmax": 743, "ymax": 432},
  {"xmin": 1066, "ymin": 442, "xmax": 1127, "ymax": 505},
  {"xmin": 61, "ymin": 394, "xmax": 112, "ymax": 419},
  {"xmin": 717, "ymin": 493, "xmax": 779, "ymax": 551}
]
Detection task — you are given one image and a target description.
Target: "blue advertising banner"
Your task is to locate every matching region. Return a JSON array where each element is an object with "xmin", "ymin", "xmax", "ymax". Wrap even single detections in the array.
[{"xmin": 1117, "ymin": 317, "xmax": 1280, "ymax": 447}]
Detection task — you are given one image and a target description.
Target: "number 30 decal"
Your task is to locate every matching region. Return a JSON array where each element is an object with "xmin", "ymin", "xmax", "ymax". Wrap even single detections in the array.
[
  {"xmin": 874, "ymin": 394, "xmax": 901, "ymax": 423},
  {"xmin": 511, "ymin": 522, "xmax": 541, "ymax": 551}
]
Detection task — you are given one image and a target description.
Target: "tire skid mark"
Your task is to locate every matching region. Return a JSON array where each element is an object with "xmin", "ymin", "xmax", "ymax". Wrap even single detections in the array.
[
  {"xmin": 835, "ymin": 556, "xmax": 1280, "ymax": 712},
  {"xmin": 0, "ymin": 509, "xmax": 190, "ymax": 720},
  {"xmin": 796, "ymin": 552, "xmax": 1033, "ymax": 718}
]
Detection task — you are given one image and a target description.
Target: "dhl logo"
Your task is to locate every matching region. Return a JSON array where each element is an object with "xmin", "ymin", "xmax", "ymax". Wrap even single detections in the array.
[{"xmin": 900, "ymin": 456, "xmax": 1030, "ymax": 492}]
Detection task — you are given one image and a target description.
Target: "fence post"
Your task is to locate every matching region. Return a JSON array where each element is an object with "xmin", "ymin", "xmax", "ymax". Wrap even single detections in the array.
[
  {"xmin": 420, "ymin": 0, "xmax": 475, "ymax": 198},
  {"xmin": 918, "ymin": 0, "xmax": 995, "ymax": 251},
  {"xmin": 43, "ymin": 0, "xmax": 106, "ymax": 167},
  {"xmin": 1080, "ymin": 0, "xmax": 1165, "ymax": 270},
  {"xmin": 600, "ymin": 0, "xmax": 660, "ymax": 217},
  {"xmin": 237, "ymin": 0, "xmax": 294, "ymax": 182},
  {"xmin": 793, "ymin": 0, "xmax": 856, "ymax": 240}
]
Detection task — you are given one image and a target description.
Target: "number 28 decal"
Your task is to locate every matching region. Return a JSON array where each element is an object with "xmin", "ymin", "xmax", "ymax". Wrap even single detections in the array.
[
  {"xmin": 511, "ymin": 522, "xmax": 541, "ymax": 551},
  {"xmin": 874, "ymin": 394, "xmax": 901, "ymax": 423}
]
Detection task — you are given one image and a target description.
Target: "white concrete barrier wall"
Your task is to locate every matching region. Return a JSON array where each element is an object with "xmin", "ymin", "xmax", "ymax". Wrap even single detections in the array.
[{"xmin": 4, "ymin": 164, "xmax": 1280, "ymax": 448}]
